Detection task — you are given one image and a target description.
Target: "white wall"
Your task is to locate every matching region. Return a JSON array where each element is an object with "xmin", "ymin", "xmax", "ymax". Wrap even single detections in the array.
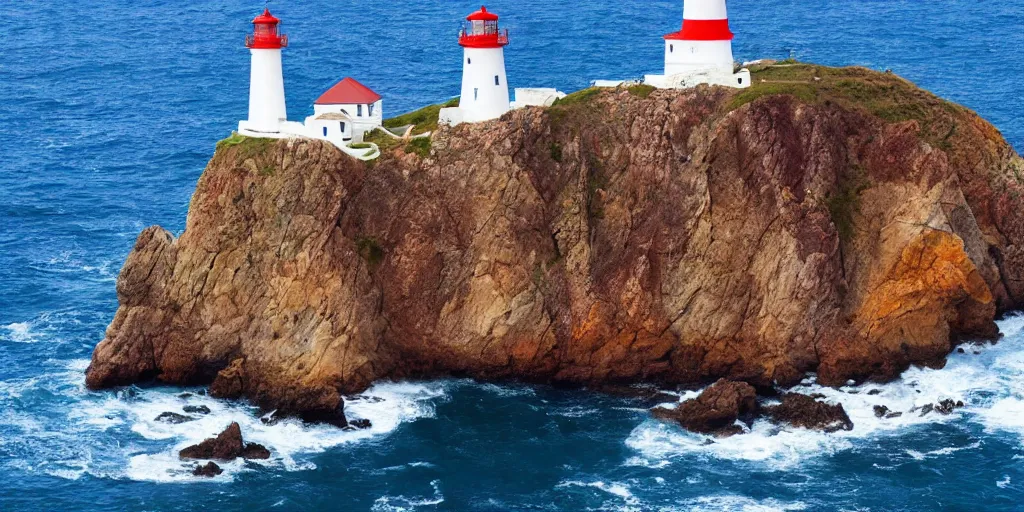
[
  {"xmin": 459, "ymin": 47, "xmax": 510, "ymax": 123},
  {"xmin": 244, "ymin": 49, "xmax": 287, "ymax": 133},
  {"xmin": 664, "ymin": 39, "xmax": 735, "ymax": 76}
]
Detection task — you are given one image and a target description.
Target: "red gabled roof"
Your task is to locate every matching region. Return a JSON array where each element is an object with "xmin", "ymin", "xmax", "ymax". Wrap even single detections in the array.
[
  {"xmin": 467, "ymin": 6, "xmax": 499, "ymax": 22},
  {"xmin": 315, "ymin": 77, "xmax": 382, "ymax": 105}
]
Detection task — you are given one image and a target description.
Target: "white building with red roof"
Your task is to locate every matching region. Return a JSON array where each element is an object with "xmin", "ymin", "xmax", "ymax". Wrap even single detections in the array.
[
  {"xmin": 644, "ymin": 0, "xmax": 751, "ymax": 89},
  {"xmin": 304, "ymin": 77, "xmax": 383, "ymax": 144}
]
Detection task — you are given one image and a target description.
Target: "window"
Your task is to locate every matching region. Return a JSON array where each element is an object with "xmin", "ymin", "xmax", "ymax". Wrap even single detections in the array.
[
  {"xmin": 368, "ymin": 103, "xmax": 374, "ymax": 116},
  {"xmin": 467, "ymin": 57, "xmax": 472, "ymax": 64},
  {"xmin": 738, "ymin": 78, "xmax": 743, "ymax": 85},
  {"xmin": 323, "ymin": 127, "xmax": 328, "ymax": 136},
  {"xmin": 494, "ymin": 75, "xmax": 500, "ymax": 86},
  {"xmin": 474, "ymin": 88, "xmax": 478, "ymax": 101},
  {"xmin": 340, "ymin": 122, "xmax": 346, "ymax": 132},
  {"xmin": 357, "ymin": 105, "xmax": 363, "ymax": 117},
  {"xmin": 670, "ymin": 44, "xmax": 674, "ymax": 53}
]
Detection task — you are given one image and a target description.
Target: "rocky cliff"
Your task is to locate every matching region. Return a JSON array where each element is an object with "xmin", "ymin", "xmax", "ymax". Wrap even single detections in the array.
[{"xmin": 86, "ymin": 64, "xmax": 1024, "ymax": 419}]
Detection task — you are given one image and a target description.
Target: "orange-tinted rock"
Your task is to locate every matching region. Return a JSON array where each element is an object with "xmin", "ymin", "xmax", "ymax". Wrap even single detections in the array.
[{"xmin": 85, "ymin": 66, "xmax": 1022, "ymax": 416}]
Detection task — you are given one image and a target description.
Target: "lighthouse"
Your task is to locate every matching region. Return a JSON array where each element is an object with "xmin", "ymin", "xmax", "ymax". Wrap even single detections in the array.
[
  {"xmin": 238, "ymin": 8, "xmax": 289, "ymax": 135},
  {"xmin": 439, "ymin": 6, "xmax": 511, "ymax": 126},
  {"xmin": 644, "ymin": 0, "xmax": 750, "ymax": 90}
]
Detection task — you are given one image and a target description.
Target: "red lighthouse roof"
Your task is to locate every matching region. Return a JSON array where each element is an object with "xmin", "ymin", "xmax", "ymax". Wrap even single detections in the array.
[
  {"xmin": 315, "ymin": 77, "xmax": 382, "ymax": 105},
  {"xmin": 459, "ymin": 6, "xmax": 509, "ymax": 48},
  {"xmin": 252, "ymin": 8, "xmax": 280, "ymax": 25},
  {"xmin": 467, "ymin": 6, "xmax": 500, "ymax": 21},
  {"xmin": 246, "ymin": 8, "xmax": 288, "ymax": 49}
]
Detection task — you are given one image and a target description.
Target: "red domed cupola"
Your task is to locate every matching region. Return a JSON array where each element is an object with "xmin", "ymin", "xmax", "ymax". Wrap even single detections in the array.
[
  {"xmin": 459, "ymin": 6, "xmax": 509, "ymax": 48},
  {"xmin": 246, "ymin": 8, "xmax": 289, "ymax": 49}
]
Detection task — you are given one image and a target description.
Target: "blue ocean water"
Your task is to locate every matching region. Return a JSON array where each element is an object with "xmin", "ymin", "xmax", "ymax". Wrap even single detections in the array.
[{"xmin": 2, "ymin": 0, "xmax": 1023, "ymax": 510}]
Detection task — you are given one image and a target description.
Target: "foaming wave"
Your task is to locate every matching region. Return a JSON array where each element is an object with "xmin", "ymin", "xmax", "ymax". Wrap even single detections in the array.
[
  {"xmin": 556, "ymin": 479, "xmax": 641, "ymax": 511},
  {"xmin": 371, "ymin": 479, "xmax": 444, "ymax": 512},
  {"xmin": 2, "ymin": 322, "xmax": 36, "ymax": 343},
  {"xmin": 14, "ymin": 368, "xmax": 450, "ymax": 484},
  {"xmin": 627, "ymin": 314, "xmax": 1024, "ymax": 468},
  {"xmin": 680, "ymin": 495, "xmax": 807, "ymax": 512}
]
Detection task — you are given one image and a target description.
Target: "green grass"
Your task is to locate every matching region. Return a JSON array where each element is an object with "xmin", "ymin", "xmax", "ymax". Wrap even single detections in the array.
[
  {"xmin": 349, "ymin": 143, "xmax": 372, "ymax": 149},
  {"xmin": 405, "ymin": 137, "xmax": 432, "ymax": 158},
  {"xmin": 364, "ymin": 128, "xmax": 401, "ymax": 153},
  {"xmin": 627, "ymin": 84, "xmax": 657, "ymax": 99},
  {"xmin": 383, "ymin": 97, "xmax": 460, "ymax": 135},
  {"xmin": 552, "ymin": 88, "xmax": 601, "ymax": 107},
  {"xmin": 729, "ymin": 82, "xmax": 818, "ymax": 110}
]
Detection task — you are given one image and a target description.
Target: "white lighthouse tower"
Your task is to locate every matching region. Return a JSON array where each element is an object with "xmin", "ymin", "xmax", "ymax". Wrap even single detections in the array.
[
  {"xmin": 645, "ymin": 0, "xmax": 750, "ymax": 90},
  {"xmin": 238, "ymin": 8, "xmax": 289, "ymax": 135},
  {"xmin": 439, "ymin": 6, "xmax": 511, "ymax": 126}
]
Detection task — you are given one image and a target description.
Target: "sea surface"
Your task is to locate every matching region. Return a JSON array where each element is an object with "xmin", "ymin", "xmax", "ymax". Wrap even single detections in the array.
[{"xmin": 2, "ymin": 1, "xmax": 1023, "ymax": 510}]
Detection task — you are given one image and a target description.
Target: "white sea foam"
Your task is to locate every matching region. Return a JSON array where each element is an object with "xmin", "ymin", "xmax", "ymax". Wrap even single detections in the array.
[
  {"xmin": 2, "ymin": 322, "xmax": 36, "ymax": 343},
  {"xmin": 556, "ymin": 479, "xmax": 641, "ymax": 511},
  {"xmin": 371, "ymin": 480, "xmax": 445, "ymax": 512},
  {"xmin": 52, "ymin": 379, "xmax": 449, "ymax": 483},
  {"xmin": 997, "ymin": 475, "xmax": 1011, "ymax": 489},
  {"xmin": 626, "ymin": 314, "xmax": 1024, "ymax": 468},
  {"xmin": 681, "ymin": 495, "xmax": 808, "ymax": 512}
]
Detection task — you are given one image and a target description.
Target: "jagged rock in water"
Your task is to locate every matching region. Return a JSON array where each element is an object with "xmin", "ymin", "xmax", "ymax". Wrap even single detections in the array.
[
  {"xmin": 652, "ymin": 379, "xmax": 758, "ymax": 436},
  {"xmin": 183, "ymin": 405, "xmax": 211, "ymax": 415},
  {"xmin": 84, "ymin": 65, "xmax": 1024, "ymax": 417},
  {"xmin": 873, "ymin": 405, "xmax": 890, "ymax": 418},
  {"xmin": 192, "ymin": 461, "xmax": 223, "ymax": 477},
  {"xmin": 156, "ymin": 412, "xmax": 195, "ymax": 424},
  {"xmin": 765, "ymin": 393, "xmax": 854, "ymax": 432},
  {"xmin": 180, "ymin": 422, "xmax": 244, "ymax": 460}
]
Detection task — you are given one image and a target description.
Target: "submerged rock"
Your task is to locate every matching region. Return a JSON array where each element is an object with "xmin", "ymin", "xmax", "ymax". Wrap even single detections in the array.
[
  {"xmin": 156, "ymin": 412, "xmax": 195, "ymax": 424},
  {"xmin": 192, "ymin": 461, "xmax": 223, "ymax": 477},
  {"xmin": 764, "ymin": 394, "xmax": 854, "ymax": 432},
  {"xmin": 652, "ymin": 379, "xmax": 758, "ymax": 436},
  {"xmin": 183, "ymin": 405, "xmax": 211, "ymax": 415},
  {"xmin": 348, "ymin": 418, "xmax": 372, "ymax": 430},
  {"xmin": 85, "ymin": 64, "xmax": 1022, "ymax": 416}
]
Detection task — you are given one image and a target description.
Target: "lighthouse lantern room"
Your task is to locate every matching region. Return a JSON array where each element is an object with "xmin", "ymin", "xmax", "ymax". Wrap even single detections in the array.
[
  {"xmin": 440, "ymin": 6, "xmax": 511, "ymax": 126},
  {"xmin": 644, "ymin": 0, "xmax": 750, "ymax": 90},
  {"xmin": 239, "ymin": 9, "xmax": 290, "ymax": 135}
]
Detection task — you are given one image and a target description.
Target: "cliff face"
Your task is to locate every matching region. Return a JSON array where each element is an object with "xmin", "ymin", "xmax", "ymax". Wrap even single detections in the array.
[{"xmin": 86, "ymin": 65, "xmax": 1024, "ymax": 417}]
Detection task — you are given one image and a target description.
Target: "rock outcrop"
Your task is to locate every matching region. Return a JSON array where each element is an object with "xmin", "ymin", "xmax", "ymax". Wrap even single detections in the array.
[
  {"xmin": 86, "ymin": 64, "xmax": 1024, "ymax": 417},
  {"xmin": 764, "ymin": 393, "xmax": 854, "ymax": 432},
  {"xmin": 179, "ymin": 422, "xmax": 271, "ymax": 461},
  {"xmin": 652, "ymin": 379, "xmax": 758, "ymax": 436}
]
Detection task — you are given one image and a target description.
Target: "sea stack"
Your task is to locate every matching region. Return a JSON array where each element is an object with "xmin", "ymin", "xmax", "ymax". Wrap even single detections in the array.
[{"xmin": 238, "ymin": 8, "xmax": 289, "ymax": 135}]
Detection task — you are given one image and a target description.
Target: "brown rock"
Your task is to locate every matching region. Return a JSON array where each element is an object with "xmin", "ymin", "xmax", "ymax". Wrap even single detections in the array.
[
  {"xmin": 240, "ymin": 443, "xmax": 271, "ymax": 460},
  {"xmin": 85, "ymin": 65, "xmax": 1021, "ymax": 415},
  {"xmin": 179, "ymin": 422, "xmax": 244, "ymax": 460},
  {"xmin": 192, "ymin": 461, "xmax": 223, "ymax": 478},
  {"xmin": 652, "ymin": 379, "xmax": 758, "ymax": 436},
  {"xmin": 764, "ymin": 393, "xmax": 854, "ymax": 432}
]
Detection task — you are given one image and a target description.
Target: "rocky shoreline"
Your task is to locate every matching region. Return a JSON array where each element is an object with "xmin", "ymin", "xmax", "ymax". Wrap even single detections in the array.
[{"xmin": 85, "ymin": 64, "xmax": 1024, "ymax": 425}]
